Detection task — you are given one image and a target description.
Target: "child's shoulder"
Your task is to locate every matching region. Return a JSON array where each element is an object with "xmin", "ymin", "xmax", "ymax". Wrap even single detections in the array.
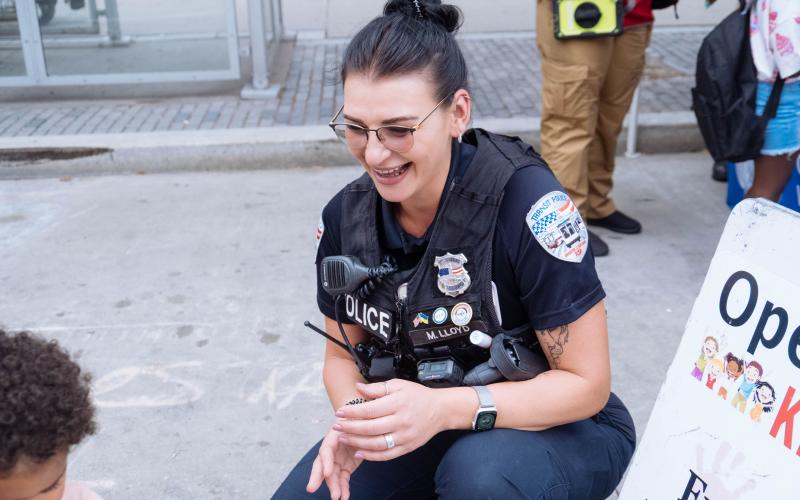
[{"xmin": 62, "ymin": 481, "xmax": 104, "ymax": 500}]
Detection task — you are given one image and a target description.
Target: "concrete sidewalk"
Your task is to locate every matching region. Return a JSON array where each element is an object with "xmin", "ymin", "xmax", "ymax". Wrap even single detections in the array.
[
  {"xmin": 0, "ymin": 152, "xmax": 730, "ymax": 498},
  {"xmin": 0, "ymin": 28, "xmax": 710, "ymax": 178}
]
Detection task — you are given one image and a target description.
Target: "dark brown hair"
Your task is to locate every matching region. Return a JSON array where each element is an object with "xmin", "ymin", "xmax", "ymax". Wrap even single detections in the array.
[
  {"xmin": 341, "ymin": 0, "xmax": 468, "ymax": 103},
  {"xmin": 0, "ymin": 329, "xmax": 96, "ymax": 475}
]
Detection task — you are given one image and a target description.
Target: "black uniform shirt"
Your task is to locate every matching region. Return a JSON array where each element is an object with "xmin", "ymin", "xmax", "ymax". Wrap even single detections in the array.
[{"xmin": 315, "ymin": 141, "xmax": 605, "ymax": 331}]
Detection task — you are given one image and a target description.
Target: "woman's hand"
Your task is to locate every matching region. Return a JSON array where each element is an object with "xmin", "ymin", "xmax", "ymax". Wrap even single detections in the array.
[
  {"xmin": 332, "ymin": 379, "xmax": 445, "ymax": 461},
  {"xmin": 306, "ymin": 426, "xmax": 363, "ymax": 500}
]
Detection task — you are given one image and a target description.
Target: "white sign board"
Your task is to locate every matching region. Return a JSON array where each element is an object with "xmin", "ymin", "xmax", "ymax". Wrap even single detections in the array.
[{"xmin": 620, "ymin": 199, "xmax": 800, "ymax": 500}]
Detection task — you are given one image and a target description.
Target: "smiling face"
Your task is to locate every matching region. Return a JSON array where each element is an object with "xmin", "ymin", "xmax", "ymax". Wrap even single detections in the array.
[
  {"xmin": 756, "ymin": 385, "xmax": 775, "ymax": 405},
  {"xmin": 725, "ymin": 359, "xmax": 742, "ymax": 380},
  {"xmin": 341, "ymin": 73, "xmax": 469, "ymax": 206},
  {"xmin": 702, "ymin": 338, "xmax": 718, "ymax": 358},
  {"xmin": 0, "ymin": 450, "xmax": 67, "ymax": 500},
  {"xmin": 745, "ymin": 366, "xmax": 761, "ymax": 384}
]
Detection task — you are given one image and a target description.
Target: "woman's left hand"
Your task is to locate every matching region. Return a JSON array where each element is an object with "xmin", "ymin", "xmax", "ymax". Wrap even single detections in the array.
[{"xmin": 332, "ymin": 379, "xmax": 444, "ymax": 461}]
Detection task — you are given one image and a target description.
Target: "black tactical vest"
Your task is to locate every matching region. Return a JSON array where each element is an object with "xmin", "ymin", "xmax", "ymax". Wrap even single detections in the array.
[{"xmin": 339, "ymin": 129, "xmax": 542, "ymax": 379}]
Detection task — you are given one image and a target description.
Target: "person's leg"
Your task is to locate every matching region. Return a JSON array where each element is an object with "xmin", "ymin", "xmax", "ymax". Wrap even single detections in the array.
[
  {"xmin": 536, "ymin": 0, "xmax": 613, "ymax": 220},
  {"xmin": 746, "ymin": 152, "xmax": 797, "ymax": 202},
  {"xmin": 271, "ymin": 431, "xmax": 465, "ymax": 500},
  {"xmin": 434, "ymin": 393, "xmax": 636, "ymax": 500},
  {"xmin": 586, "ymin": 24, "xmax": 652, "ymax": 221},
  {"xmin": 747, "ymin": 80, "xmax": 800, "ymax": 201}
]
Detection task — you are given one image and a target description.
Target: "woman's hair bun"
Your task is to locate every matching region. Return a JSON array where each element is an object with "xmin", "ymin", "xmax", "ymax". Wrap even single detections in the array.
[{"xmin": 383, "ymin": 0, "xmax": 463, "ymax": 33}]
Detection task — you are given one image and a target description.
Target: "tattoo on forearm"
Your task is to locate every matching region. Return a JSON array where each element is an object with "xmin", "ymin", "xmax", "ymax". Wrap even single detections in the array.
[{"xmin": 536, "ymin": 325, "xmax": 570, "ymax": 368}]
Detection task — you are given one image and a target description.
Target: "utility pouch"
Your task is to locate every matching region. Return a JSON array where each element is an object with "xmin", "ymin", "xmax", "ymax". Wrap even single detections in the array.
[{"xmin": 553, "ymin": 0, "xmax": 623, "ymax": 40}]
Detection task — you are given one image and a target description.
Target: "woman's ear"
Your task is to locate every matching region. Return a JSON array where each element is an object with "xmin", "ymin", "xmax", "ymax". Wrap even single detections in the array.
[{"xmin": 450, "ymin": 89, "xmax": 471, "ymax": 139}]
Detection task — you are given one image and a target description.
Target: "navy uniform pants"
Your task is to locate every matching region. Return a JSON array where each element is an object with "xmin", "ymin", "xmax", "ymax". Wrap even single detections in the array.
[{"xmin": 272, "ymin": 393, "xmax": 635, "ymax": 500}]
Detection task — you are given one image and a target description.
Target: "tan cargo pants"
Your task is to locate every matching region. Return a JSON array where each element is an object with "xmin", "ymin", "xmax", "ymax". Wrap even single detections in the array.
[{"xmin": 536, "ymin": 0, "xmax": 652, "ymax": 219}]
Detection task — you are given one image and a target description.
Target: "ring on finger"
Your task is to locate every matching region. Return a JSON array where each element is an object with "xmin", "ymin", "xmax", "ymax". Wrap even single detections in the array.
[
  {"xmin": 384, "ymin": 433, "xmax": 396, "ymax": 450},
  {"xmin": 383, "ymin": 381, "xmax": 389, "ymax": 396}
]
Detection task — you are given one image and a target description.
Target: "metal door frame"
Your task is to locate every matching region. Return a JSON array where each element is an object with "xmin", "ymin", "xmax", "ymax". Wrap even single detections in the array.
[{"xmin": 1, "ymin": 0, "xmax": 241, "ymax": 87}]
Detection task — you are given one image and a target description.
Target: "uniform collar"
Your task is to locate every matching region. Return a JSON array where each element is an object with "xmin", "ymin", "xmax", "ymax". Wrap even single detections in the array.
[{"xmin": 380, "ymin": 139, "xmax": 477, "ymax": 255}]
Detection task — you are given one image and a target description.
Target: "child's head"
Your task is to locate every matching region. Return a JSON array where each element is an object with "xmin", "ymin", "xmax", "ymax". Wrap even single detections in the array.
[
  {"xmin": 702, "ymin": 336, "xmax": 719, "ymax": 358},
  {"xmin": 0, "ymin": 329, "xmax": 96, "ymax": 500},
  {"xmin": 755, "ymin": 381, "xmax": 776, "ymax": 407},
  {"xmin": 724, "ymin": 352, "xmax": 744, "ymax": 380},
  {"xmin": 744, "ymin": 360, "xmax": 763, "ymax": 384},
  {"xmin": 708, "ymin": 358, "xmax": 724, "ymax": 377}
]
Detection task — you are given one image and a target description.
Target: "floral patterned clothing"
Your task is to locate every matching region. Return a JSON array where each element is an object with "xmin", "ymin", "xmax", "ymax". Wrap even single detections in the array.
[{"xmin": 748, "ymin": 0, "xmax": 800, "ymax": 82}]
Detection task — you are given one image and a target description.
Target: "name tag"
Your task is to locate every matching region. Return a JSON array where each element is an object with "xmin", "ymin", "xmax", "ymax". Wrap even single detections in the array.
[
  {"xmin": 345, "ymin": 294, "xmax": 394, "ymax": 340},
  {"xmin": 408, "ymin": 321, "xmax": 487, "ymax": 347}
]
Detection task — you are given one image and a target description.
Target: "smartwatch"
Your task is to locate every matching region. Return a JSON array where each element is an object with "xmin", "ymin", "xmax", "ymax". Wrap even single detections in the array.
[{"xmin": 471, "ymin": 385, "xmax": 497, "ymax": 431}]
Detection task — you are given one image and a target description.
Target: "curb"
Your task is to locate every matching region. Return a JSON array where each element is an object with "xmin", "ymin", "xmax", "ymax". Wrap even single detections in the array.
[{"xmin": 0, "ymin": 112, "xmax": 705, "ymax": 179}]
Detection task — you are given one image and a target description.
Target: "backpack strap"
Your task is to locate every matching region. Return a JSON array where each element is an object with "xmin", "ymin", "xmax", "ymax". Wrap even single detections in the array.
[{"xmin": 762, "ymin": 77, "xmax": 785, "ymax": 122}]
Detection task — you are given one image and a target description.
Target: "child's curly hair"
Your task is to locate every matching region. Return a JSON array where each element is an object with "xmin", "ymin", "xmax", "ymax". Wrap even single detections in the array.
[{"xmin": 0, "ymin": 329, "xmax": 96, "ymax": 475}]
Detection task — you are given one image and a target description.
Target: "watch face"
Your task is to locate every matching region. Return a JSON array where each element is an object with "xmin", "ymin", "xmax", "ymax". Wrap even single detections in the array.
[{"xmin": 475, "ymin": 411, "xmax": 497, "ymax": 431}]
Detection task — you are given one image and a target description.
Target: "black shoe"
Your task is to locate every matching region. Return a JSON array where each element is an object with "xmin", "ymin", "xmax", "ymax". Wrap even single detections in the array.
[
  {"xmin": 588, "ymin": 230, "xmax": 609, "ymax": 257},
  {"xmin": 587, "ymin": 211, "xmax": 642, "ymax": 234},
  {"xmin": 712, "ymin": 161, "xmax": 728, "ymax": 182}
]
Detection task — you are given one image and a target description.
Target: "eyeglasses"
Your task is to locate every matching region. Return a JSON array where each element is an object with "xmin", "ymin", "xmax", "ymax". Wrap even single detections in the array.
[{"xmin": 328, "ymin": 93, "xmax": 453, "ymax": 153}]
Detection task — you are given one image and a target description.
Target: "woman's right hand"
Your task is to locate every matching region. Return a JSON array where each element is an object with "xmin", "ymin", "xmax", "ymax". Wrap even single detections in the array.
[{"xmin": 306, "ymin": 426, "xmax": 363, "ymax": 500}]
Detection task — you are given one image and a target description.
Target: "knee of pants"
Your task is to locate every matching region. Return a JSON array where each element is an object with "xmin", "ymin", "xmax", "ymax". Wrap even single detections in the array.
[
  {"xmin": 271, "ymin": 441, "xmax": 330, "ymax": 500},
  {"xmin": 434, "ymin": 430, "xmax": 567, "ymax": 500}
]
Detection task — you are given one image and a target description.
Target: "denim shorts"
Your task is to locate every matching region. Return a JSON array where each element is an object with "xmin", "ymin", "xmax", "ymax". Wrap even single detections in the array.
[{"xmin": 756, "ymin": 79, "xmax": 800, "ymax": 156}]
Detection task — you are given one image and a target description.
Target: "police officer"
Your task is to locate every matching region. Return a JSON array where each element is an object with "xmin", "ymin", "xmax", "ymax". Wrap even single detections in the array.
[{"xmin": 273, "ymin": 2, "xmax": 635, "ymax": 499}]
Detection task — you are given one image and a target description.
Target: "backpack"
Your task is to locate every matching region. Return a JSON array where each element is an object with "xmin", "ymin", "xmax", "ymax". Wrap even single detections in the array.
[{"xmin": 691, "ymin": 6, "xmax": 784, "ymax": 162}]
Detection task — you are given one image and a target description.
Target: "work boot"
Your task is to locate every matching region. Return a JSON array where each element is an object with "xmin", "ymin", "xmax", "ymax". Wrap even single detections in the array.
[
  {"xmin": 587, "ymin": 211, "xmax": 642, "ymax": 234},
  {"xmin": 588, "ymin": 230, "xmax": 609, "ymax": 257}
]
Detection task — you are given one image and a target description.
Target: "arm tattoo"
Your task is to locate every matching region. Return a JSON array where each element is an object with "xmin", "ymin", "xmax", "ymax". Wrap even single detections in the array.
[{"xmin": 536, "ymin": 325, "xmax": 570, "ymax": 368}]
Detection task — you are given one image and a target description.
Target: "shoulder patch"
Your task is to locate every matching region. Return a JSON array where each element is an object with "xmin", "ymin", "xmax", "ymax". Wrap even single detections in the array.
[
  {"xmin": 525, "ymin": 191, "xmax": 588, "ymax": 263},
  {"xmin": 314, "ymin": 216, "xmax": 325, "ymax": 252}
]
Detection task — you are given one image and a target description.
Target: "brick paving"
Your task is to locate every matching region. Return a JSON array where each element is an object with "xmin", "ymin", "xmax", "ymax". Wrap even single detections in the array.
[{"xmin": 1, "ymin": 30, "xmax": 707, "ymax": 139}]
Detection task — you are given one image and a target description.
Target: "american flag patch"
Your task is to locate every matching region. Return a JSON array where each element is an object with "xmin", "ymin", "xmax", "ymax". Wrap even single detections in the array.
[{"xmin": 314, "ymin": 217, "xmax": 325, "ymax": 252}]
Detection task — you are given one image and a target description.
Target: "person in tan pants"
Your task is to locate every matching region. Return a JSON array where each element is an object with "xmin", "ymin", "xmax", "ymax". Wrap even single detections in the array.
[{"xmin": 536, "ymin": 0, "xmax": 653, "ymax": 256}]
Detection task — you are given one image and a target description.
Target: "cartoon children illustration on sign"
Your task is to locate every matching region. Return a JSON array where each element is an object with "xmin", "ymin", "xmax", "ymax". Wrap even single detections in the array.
[
  {"xmin": 749, "ymin": 381, "xmax": 776, "ymax": 423},
  {"xmin": 718, "ymin": 352, "xmax": 745, "ymax": 400},
  {"xmin": 731, "ymin": 361, "xmax": 763, "ymax": 413},
  {"xmin": 691, "ymin": 336, "xmax": 719, "ymax": 381},
  {"xmin": 705, "ymin": 358, "xmax": 723, "ymax": 390}
]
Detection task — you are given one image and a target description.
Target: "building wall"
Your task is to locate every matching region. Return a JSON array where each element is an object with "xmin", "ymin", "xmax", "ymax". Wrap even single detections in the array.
[
  {"xmin": 281, "ymin": 0, "xmax": 742, "ymax": 38},
  {"xmin": 282, "ymin": 0, "xmax": 536, "ymax": 38}
]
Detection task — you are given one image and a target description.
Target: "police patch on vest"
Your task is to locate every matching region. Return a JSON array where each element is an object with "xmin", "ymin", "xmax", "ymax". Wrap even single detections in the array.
[
  {"xmin": 408, "ymin": 320, "xmax": 488, "ymax": 347},
  {"xmin": 450, "ymin": 302, "xmax": 473, "ymax": 326},
  {"xmin": 345, "ymin": 294, "xmax": 393, "ymax": 340},
  {"xmin": 315, "ymin": 216, "xmax": 325, "ymax": 252},
  {"xmin": 526, "ymin": 191, "xmax": 588, "ymax": 263},
  {"xmin": 434, "ymin": 252, "xmax": 471, "ymax": 297},
  {"xmin": 432, "ymin": 307, "xmax": 448, "ymax": 325}
]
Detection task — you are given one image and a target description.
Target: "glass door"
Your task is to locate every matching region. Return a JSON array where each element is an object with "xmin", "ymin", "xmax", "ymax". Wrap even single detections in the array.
[
  {"xmin": 0, "ymin": 0, "xmax": 27, "ymax": 77},
  {"xmin": 40, "ymin": 0, "xmax": 238, "ymax": 77},
  {"xmin": 1, "ymin": 0, "xmax": 240, "ymax": 87}
]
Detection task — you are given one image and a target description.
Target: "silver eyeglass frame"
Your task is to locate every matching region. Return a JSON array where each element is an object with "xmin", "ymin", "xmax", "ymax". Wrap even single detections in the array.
[{"xmin": 327, "ymin": 92, "xmax": 454, "ymax": 152}]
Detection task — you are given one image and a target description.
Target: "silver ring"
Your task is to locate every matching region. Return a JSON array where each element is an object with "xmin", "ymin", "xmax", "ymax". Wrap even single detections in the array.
[
  {"xmin": 383, "ymin": 381, "xmax": 389, "ymax": 396},
  {"xmin": 384, "ymin": 433, "xmax": 396, "ymax": 450}
]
